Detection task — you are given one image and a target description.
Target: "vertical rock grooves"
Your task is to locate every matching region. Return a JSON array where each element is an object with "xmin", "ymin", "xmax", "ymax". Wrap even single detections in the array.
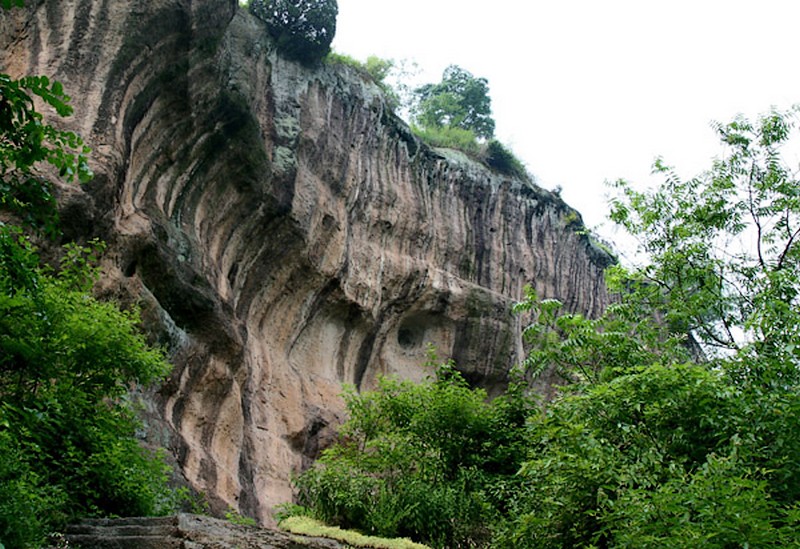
[{"xmin": 3, "ymin": 0, "xmax": 614, "ymax": 524}]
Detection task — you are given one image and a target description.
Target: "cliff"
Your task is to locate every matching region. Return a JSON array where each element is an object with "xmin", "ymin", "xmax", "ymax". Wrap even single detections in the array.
[{"xmin": 2, "ymin": 0, "xmax": 613, "ymax": 524}]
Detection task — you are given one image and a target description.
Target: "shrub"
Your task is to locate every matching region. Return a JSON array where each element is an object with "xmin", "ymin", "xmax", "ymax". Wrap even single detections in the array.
[
  {"xmin": 293, "ymin": 356, "xmax": 535, "ymax": 548},
  {"xmin": 482, "ymin": 139, "xmax": 526, "ymax": 178},
  {"xmin": 0, "ymin": 431, "xmax": 64, "ymax": 549},
  {"xmin": 0, "ymin": 229, "xmax": 177, "ymax": 542},
  {"xmin": 250, "ymin": 0, "xmax": 338, "ymax": 66},
  {"xmin": 411, "ymin": 125, "xmax": 482, "ymax": 157}
]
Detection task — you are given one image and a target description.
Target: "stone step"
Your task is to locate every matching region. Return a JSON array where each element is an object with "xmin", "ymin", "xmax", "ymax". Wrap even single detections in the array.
[
  {"xmin": 65, "ymin": 534, "xmax": 184, "ymax": 549},
  {"xmin": 65, "ymin": 516, "xmax": 182, "ymax": 548},
  {"xmin": 63, "ymin": 514, "xmax": 348, "ymax": 549},
  {"xmin": 65, "ymin": 522, "xmax": 179, "ymax": 538},
  {"xmin": 69, "ymin": 516, "xmax": 179, "ymax": 529}
]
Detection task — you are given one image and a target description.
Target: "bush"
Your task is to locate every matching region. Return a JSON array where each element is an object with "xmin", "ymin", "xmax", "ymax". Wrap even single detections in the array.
[
  {"xmin": 293, "ymin": 357, "xmax": 535, "ymax": 548},
  {"xmin": 0, "ymin": 229, "xmax": 177, "ymax": 543},
  {"xmin": 411, "ymin": 126, "xmax": 529, "ymax": 181},
  {"xmin": 250, "ymin": 0, "xmax": 338, "ymax": 66},
  {"xmin": 496, "ymin": 363, "xmax": 739, "ymax": 548},
  {"xmin": 607, "ymin": 452, "xmax": 799, "ymax": 548},
  {"xmin": 411, "ymin": 125, "xmax": 482, "ymax": 157},
  {"xmin": 0, "ymin": 431, "xmax": 64, "ymax": 549},
  {"xmin": 482, "ymin": 139, "xmax": 526, "ymax": 178}
]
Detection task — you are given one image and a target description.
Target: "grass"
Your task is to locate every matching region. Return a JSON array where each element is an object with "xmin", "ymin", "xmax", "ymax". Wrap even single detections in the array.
[
  {"xmin": 411, "ymin": 126, "xmax": 530, "ymax": 180},
  {"xmin": 279, "ymin": 516, "xmax": 431, "ymax": 549},
  {"xmin": 411, "ymin": 125, "xmax": 483, "ymax": 157}
]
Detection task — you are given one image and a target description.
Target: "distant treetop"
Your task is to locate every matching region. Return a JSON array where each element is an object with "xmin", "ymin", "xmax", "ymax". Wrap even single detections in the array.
[{"xmin": 413, "ymin": 65, "xmax": 495, "ymax": 140}]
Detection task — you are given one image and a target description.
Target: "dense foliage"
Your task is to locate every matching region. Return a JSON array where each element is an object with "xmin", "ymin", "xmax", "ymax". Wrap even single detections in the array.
[
  {"xmin": 0, "ymin": 233, "xmax": 176, "ymax": 548},
  {"xmin": 0, "ymin": 73, "xmax": 92, "ymax": 235},
  {"xmin": 293, "ymin": 107, "xmax": 800, "ymax": 548},
  {"xmin": 503, "ymin": 107, "xmax": 800, "ymax": 547},
  {"xmin": 294, "ymin": 354, "xmax": 535, "ymax": 548},
  {"xmin": 1, "ymin": 46, "xmax": 177, "ymax": 547},
  {"xmin": 250, "ymin": 0, "xmax": 338, "ymax": 66}
]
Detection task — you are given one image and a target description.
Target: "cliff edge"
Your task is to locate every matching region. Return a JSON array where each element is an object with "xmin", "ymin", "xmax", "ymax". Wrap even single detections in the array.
[{"xmin": 2, "ymin": 0, "xmax": 612, "ymax": 523}]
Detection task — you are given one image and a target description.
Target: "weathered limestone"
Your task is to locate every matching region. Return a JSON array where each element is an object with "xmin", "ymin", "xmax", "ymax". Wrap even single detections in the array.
[{"xmin": 2, "ymin": 0, "xmax": 612, "ymax": 524}]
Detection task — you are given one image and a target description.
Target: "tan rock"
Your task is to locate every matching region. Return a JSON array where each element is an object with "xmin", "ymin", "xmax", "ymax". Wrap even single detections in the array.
[{"xmin": 2, "ymin": 0, "xmax": 613, "ymax": 525}]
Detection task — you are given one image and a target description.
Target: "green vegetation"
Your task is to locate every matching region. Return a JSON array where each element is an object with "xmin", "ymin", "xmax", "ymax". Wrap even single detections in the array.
[
  {"xmin": 410, "ymin": 125, "xmax": 483, "ymax": 157},
  {"xmin": 292, "ymin": 351, "xmax": 534, "ymax": 548},
  {"xmin": 499, "ymin": 106, "xmax": 800, "ymax": 544},
  {"xmin": 0, "ymin": 233, "xmax": 177, "ymax": 548},
  {"xmin": 325, "ymin": 52, "xmax": 403, "ymax": 109},
  {"xmin": 406, "ymin": 65, "xmax": 527, "ymax": 178},
  {"xmin": 250, "ymin": 0, "xmax": 338, "ymax": 66},
  {"xmin": 225, "ymin": 508, "xmax": 258, "ymax": 527},
  {"xmin": 291, "ymin": 107, "xmax": 800, "ymax": 547},
  {"xmin": 0, "ymin": 74, "xmax": 92, "ymax": 236},
  {"xmin": 8, "ymin": 2, "xmax": 800, "ymax": 547},
  {"xmin": 413, "ymin": 65, "xmax": 495, "ymax": 140},
  {"xmin": 280, "ymin": 516, "xmax": 431, "ymax": 549},
  {"xmin": 483, "ymin": 139, "xmax": 527, "ymax": 178},
  {"xmin": 0, "ymin": 18, "xmax": 178, "ymax": 545}
]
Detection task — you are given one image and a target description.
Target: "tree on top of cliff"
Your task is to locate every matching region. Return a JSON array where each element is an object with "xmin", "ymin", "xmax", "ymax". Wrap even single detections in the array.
[
  {"xmin": 413, "ymin": 65, "xmax": 495, "ymax": 140},
  {"xmin": 250, "ymin": 0, "xmax": 338, "ymax": 66}
]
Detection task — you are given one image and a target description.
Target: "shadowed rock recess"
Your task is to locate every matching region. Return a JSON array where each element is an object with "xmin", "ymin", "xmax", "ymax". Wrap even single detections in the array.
[{"xmin": 3, "ymin": 0, "xmax": 613, "ymax": 524}]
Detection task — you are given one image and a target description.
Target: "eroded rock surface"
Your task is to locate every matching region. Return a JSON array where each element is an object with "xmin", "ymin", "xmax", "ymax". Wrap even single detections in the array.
[{"xmin": 3, "ymin": 0, "xmax": 613, "ymax": 524}]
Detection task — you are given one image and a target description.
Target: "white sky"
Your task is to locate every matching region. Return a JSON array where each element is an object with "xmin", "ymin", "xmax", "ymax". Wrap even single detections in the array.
[{"xmin": 332, "ymin": 0, "xmax": 800, "ymax": 253}]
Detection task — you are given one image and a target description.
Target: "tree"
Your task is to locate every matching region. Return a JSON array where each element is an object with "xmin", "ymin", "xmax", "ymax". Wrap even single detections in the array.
[
  {"xmin": 0, "ymin": 10, "xmax": 178, "ymax": 543},
  {"xmin": 413, "ymin": 65, "xmax": 495, "ymax": 140},
  {"xmin": 497, "ymin": 107, "xmax": 800, "ymax": 547},
  {"xmin": 250, "ymin": 0, "xmax": 338, "ymax": 66},
  {"xmin": 608, "ymin": 107, "xmax": 800, "ymax": 385},
  {"xmin": 0, "ymin": 74, "xmax": 92, "ymax": 235}
]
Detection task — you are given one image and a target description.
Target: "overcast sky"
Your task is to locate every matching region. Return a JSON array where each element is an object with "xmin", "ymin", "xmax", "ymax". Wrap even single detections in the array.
[{"xmin": 332, "ymin": 0, "xmax": 800, "ymax": 253}]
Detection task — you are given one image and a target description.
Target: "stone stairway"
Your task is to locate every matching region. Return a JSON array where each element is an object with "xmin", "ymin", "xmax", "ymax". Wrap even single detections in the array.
[
  {"xmin": 65, "ymin": 516, "xmax": 183, "ymax": 549},
  {"xmin": 63, "ymin": 514, "xmax": 344, "ymax": 549}
]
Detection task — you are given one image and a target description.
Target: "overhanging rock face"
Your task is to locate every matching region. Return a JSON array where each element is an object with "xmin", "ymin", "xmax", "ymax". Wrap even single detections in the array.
[{"xmin": 2, "ymin": 0, "xmax": 613, "ymax": 523}]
